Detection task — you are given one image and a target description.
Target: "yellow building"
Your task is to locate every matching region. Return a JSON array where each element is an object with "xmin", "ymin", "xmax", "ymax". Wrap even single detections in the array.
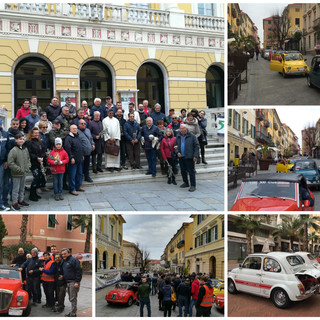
[
  {"xmin": 228, "ymin": 109, "xmax": 256, "ymax": 164},
  {"xmin": 283, "ymin": 4, "xmax": 303, "ymax": 50},
  {"xmin": 167, "ymin": 222, "xmax": 193, "ymax": 274},
  {"xmin": 0, "ymin": 3, "xmax": 224, "ymax": 127},
  {"xmin": 96, "ymin": 214, "xmax": 125, "ymax": 272},
  {"xmin": 271, "ymin": 109, "xmax": 283, "ymax": 153},
  {"xmin": 227, "ymin": 3, "xmax": 242, "ymax": 37},
  {"xmin": 185, "ymin": 214, "xmax": 224, "ymax": 278}
]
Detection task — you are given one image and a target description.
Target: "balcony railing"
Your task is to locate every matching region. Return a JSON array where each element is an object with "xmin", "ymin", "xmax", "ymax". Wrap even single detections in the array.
[
  {"xmin": 170, "ymin": 247, "xmax": 174, "ymax": 253},
  {"xmin": 273, "ymin": 123, "xmax": 279, "ymax": 131},
  {"xmin": 314, "ymin": 18, "xmax": 320, "ymax": 31},
  {"xmin": 177, "ymin": 240, "xmax": 185, "ymax": 248},
  {"xmin": 256, "ymin": 130, "xmax": 273, "ymax": 146},
  {"xmin": 3, "ymin": 3, "xmax": 224, "ymax": 31},
  {"xmin": 256, "ymin": 111, "xmax": 264, "ymax": 121}
]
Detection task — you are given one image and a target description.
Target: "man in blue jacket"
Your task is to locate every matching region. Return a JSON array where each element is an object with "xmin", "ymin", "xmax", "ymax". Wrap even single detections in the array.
[
  {"xmin": 61, "ymin": 248, "xmax": 82, "ymax": 317},
  {"xmin": 150, "ymin": 103, "xmax": 167, "ymax": 126},
  {"xmin": 141, "ymin": 117, "xmax": 163, "ymax": 177},
  {"xmin": 0, "ymin": 119, "xmax": 10, "ymax": 211},
  {"xmin": 124, "ymin": 113, "xmax": 141, "ymax": 169},
  {"xmin": 175, "ymin": 125, "xmax": 199, "ymax": 192}
]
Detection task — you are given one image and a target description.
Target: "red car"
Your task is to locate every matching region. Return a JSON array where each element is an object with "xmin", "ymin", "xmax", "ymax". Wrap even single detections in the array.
[
  {"xmin": 0, "ymin": 266, "xmax": 30, "ymax": 317},
  {"xmin": 231, "ymin": 173, "xmax": 314, "ymax": 211},
  {"xmin": 214, "ymin": 293, "xmax": 224, "ymax": 311},
  {"xmin": 106, "ymin": 282, "xmax": 138, "ymax": 306}
]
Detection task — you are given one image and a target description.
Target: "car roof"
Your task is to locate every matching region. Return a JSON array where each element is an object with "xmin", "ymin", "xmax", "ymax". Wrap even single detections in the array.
[
  {"xmin": 243, "ymin": 173, "xmax": 303, "ymax": 183},
  {"xmin": 0, "ymin": 265, "xmax": 19, "ymax": 271},
  {"xmin": 248, "ymin": 252, "xmax": 299, "ymax": 258}
]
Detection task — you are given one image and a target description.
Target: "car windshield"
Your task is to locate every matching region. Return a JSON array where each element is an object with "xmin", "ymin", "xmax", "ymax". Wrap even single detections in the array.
[
  {"xmin": 0, "ymin": 268, "xmax": 20, "ymax": 280},
  {"xmin": 307, "ymin": 254, "xmax": 316, "ymax": 261},
  {"xmin": 294, "ymin": 161, "xmax": 316, "ymax": 170},
  {"xmin": 115, "ymin": 283, "xmax": 130, "ymax": 290},
  {"xmin": 287, "ymin": 255, "xmax": 304, "ymax": 266},
  {"xmin": 285, "ymin": 54, "xmax": 303, "ymax": 61},
  {"xmin": 239, "ymin": 181, "xmax": 296, "ymax": 200}
]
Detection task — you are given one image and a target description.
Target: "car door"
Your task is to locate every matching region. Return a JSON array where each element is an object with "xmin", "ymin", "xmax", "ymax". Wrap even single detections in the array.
[
  {"xmin": 270, "ymin": 54, "xmax": 283, "ymax": 72},
  {"xmin": 234, "ymin": 256, "xmax": 262, "ymax": 295},
  {"xmin": 310, "ymin": 57, "xmax": 320, "ymax": 87},
  {"xmin": 260, "ymin": 257, "xmax": 283, "ymax": 297}
]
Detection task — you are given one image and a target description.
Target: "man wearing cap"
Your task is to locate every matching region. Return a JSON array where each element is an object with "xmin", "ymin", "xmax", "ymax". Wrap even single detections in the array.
[
  {"xmin": 137, "ymin": 277, "xmax": 151, "ymax": 317},
  {"xmin": 19, "ymin": 248, "xmax": 43, "ymax": 305},
  {"xmin": 16, "ymin": 99, "xmax": 31, "ymax": 119},
  {"xmin": 25, "ymin": 105, "xmax": 40, "ymax": 132},
  {"xmin": 102, "ymin": 109, "xmax": 121, "ymax": 172},
  {"xmin": 0, "ymin": 118, "xmax": 10, "ymax": 211},
  {"xmin": 46, "ymin": 97, "xmax": 61, "ymax": 122},
  {"xmin": 56, "ymin": 106, "xmax": 72, "ymax": 133},
  {"xmin": 100, "ymin": 96, "xmax": 117, "ymax": 119}
]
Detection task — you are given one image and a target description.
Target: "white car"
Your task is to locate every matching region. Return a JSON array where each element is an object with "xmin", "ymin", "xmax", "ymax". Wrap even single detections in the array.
[
  {"xmin": 295, "ymin": 251, "xmax": 320, "ymax": 269},
  {"xmin": 228, "ymin": 252, "xmax": 320, "ymax": 308}
]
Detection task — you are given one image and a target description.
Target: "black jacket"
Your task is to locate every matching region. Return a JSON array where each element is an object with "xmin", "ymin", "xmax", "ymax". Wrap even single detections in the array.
[
  {"xmin": 175, "ymin": 132, "xmax": 199, "ymax": 159},
  {"xmin": 176, "ymin": 281, "xmax": 191, "ymax": 298},
  {"xmin": 21, "ymin": 256, "xmax": 42, "ymax": 278},
  {"xmin": 55, "ymin": 261, "xmax": 66, "ymax": 286},
  {"xmin": 12, "ymin": 253, "xmax": 27, "ymax": 267},
  {"xmin": 64, "ymin": 132, "xmax": 84, "ymax": 163},
  {"xmin": 25, "ymin": 138, "xmax": 46, "ymax": 170},
  {"xmin": 62, "ymin": 255, "xmax": 82, "ymax": 283},
  {"xmin": 46, "ymin": 104, "xmax": 62, "ymax": 122}
]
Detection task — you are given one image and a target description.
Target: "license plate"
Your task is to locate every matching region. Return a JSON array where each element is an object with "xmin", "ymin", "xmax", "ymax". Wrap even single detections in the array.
[
  {"xmin": 111, "ymin": 294, "xmax": 116, "ymax": 299},
  {"xmin": 8, "ymin": 309, "xmax": 23, "ymax": 316},
  {"xmin": 298, "ymin": 68, "xmax": 304, "ymax": 71},
  {"xmin": 313, "ymin": 181, "xmax": 317, "ymax": 183}
]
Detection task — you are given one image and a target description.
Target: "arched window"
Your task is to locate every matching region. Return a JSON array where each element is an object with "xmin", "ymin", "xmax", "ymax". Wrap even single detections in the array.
[
  {"xmin": 103, "ymin": 251, "xmax": 108, "ymax": 269},
  {"xmin": 113, "ymin": 253, "xmax": 117, "ymax": 267},
  {"xmin": 206, "ymin": 65, "xmax": 224, "ymax": 108},
  {"xmin": 80, "ymin": 61, "xmax": 112, "ymax": 107},
  {"xmin": 14, "ymin": 57, "xmax": 53, "ymax": 114},
  {"xmin": 137, "ymin": 62, "xmax": 165, "ymax": 113}
]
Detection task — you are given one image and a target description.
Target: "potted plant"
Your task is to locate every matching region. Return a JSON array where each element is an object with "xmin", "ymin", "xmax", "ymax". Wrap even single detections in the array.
[{"xmin": 256, "ymin": 144, "xmax": 274, "ymax": 170}]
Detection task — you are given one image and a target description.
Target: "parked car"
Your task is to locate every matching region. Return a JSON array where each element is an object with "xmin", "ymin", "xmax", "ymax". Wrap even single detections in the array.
[
  {"xmin": 295, "ymin": 252, "xmax": 320, "ymax": 269},
  {"xmin": 105, "ymin": 282, "xmax": 139, "ymax": 306},
  {"xmin": 230, "ymin": 173, "xmax": 314, "ymax": 211},
  {"xmin": 228, "ymin": 252, "xmax": 320, "ymax": 308},
  {"xmin": 270, "ymin": 52, "xmax": 309, "ymax": 77},
  {"xmin": 264, "ymin": 50, "xmax": 271, "ymax": 59},
  {"xmin": 276, "ymin": 159, "xmax": 295, "ymax": 173},
  {"xmin": 290, "ymin": 160, "xmax": 320, "ymax": 189},
  {"xmin": 307, "ymin": 55, "xmax": 320, "ymax": 89},
  {"xmin": 214, "ymin": 293, "xmax": 224, "ymax": 311},
  {"xmin": 0, "ymin": 265, "xmax": 30, "ymax": 316},
  {"xmin": 213, "ymin": 280, "xmax": 224, "ymax": 295}
]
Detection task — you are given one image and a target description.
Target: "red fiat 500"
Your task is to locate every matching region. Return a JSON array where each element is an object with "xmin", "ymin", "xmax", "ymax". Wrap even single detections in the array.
[
  {"xmin": 231, "ymin": 173, "xmax": 314, "ymax": 211},
  {"xmin": 0, "ymin": 266, "xmax": 30, "ymax": 317},
  {"xmin": 106, "ymin": 282, "xmax": 139, "ymax": 306},
  {"xmin": 214, "ymin": 293, "xmax": 224, "ymax": 311}
]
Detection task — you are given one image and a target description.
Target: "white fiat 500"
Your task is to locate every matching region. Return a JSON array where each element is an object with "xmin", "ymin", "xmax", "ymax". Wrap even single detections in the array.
[
  {"xmin": 295, "ymin": 252, "xmax": 320, "ymax": 269},
  {"xmin": 228, "ymin": 252, "xmax": 320, "ymax": 308}
]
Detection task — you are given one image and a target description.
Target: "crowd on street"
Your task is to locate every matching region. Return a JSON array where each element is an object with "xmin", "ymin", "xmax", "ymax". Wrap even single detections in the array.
[
  {"xmin": 0, "ymin": 95, "xmax": 209, "ymax": 211},
  {"xmin": 120, "ymin": 271, "xmax": 214, "ymax": 317},
  {"xmin": 11, "ymin": 245, "xmax": 82, "ymax": 317}
]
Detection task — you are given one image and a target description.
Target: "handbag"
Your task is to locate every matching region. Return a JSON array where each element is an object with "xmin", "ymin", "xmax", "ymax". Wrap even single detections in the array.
[
  {"xmin": 171, "ymin": 287, "xmax": 176, "ymax": 302},
  {"xmin": 104, "ymin": 141, "xmax": 120, "ymax": 156}
]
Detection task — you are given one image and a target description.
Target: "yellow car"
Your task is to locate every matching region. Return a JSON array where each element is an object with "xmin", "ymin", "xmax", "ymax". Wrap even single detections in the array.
[
  {"xmin": 276, "ymin": 159, "xmax": 294, "ymax": 173},
  {"xmin": 270, "ymin": 52, "xmax": 309, "ymax": 77},
  {"xmin": 213, "ymin": 281, "xmax": 224, "ymax": 295}
]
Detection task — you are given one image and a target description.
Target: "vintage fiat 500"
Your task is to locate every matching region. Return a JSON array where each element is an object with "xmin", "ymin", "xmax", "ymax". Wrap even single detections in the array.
[
  {"xmin": 0, "ymin": 266, "xmax": 30, "ymax": 316},
  {"xmin": 230, "ymin": 173, "xmax": 314, "ymax": 211},
  {"xmin": 106, "ymin": 282, "xmax": 138, "ymax": 306},
  {"xmin": 276, "ymin": 158, "xmax": 295, "ymax": 173},
  {"xmin": 228, "ymin": 252, "xmax": 320, "ymax": 308},
  {"xmin": 295, "ymin": 252, "xmax": 320, "ymax": 269}
]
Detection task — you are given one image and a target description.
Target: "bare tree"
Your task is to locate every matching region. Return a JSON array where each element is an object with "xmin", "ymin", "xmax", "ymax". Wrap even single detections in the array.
[
  {"xmin": 302, "ymin": 123, "xmax": 316, "ymax": 156},
  {"xmin": 133, "ymin": 242, "xmax": 150, "ymax": 271},
  {"xmin": 270, "ymin": 11, "xmax": 291, "ymax": 49}
]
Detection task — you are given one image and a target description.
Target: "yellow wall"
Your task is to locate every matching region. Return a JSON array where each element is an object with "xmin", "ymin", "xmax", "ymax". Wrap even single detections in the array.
[
  {"xmin": 228, "ymin": 3, "xmax": 242, "ymax": 36},
  {"xmin": 287, "ymin": 4, "xmax": 303, "ymax": 36}
]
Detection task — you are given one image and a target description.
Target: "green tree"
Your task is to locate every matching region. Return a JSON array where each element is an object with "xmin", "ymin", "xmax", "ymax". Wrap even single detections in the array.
[
  {"xmin": 235, "ymin": 215, "xmax": 261, "ymax": 255},
  {"xmin": 20, "ymin": 214, "xmax": 29, "ymax": 243},
  {"xmin": 300, "ymin": 215, "xmax": 320, "ymax": 252},
  {"xmin": 72, "ymin": 215, "xmax": 92, "ymax": 253},
  {"xmin": 3, "ymin": 243, "xmax": 36, "ymax": 262},
  {"xmin": 308, "ymin": 231, "xmax": 320, "ymax": 254},
  {"xmin": 0, "ymin": 216, "xmax": 8, "ymax": 263}
]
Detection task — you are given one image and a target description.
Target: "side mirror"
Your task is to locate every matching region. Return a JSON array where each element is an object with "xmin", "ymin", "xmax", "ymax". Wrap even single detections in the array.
[
  {"xmin": 304, "ymin": 200, "xmax": 310, "ymax": 208},
  {"xmin": 238, "ymin": 263, "xmax": 242, "ymax": 268}
]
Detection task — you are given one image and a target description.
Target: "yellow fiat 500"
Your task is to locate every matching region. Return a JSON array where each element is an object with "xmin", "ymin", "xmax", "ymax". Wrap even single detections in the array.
[
  {"xmin": 270, "ymin": 52, "xmax": 309, "ymax": 77},
  {"xmin": 276, "ymin": 159, "xmax": 295, "ymax": 173}
]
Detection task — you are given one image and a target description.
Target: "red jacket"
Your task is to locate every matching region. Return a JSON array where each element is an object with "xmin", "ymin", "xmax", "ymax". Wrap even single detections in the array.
[
  {"xmin": 191, "ymin": 278, "xmax": 200, "ymax": 300},
  {"xmin": 16, "ymin": 107, "xmax": 30, "ymax": 119},
  {"xmin": 160, "ymin": 136, "xmax": 176, "ymax": 161},
  {"xmin": 48, "ymin": 147, "xmax": 69, "ymax": 173}
]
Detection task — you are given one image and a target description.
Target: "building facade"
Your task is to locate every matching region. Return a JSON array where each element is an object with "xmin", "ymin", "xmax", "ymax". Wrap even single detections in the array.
[
  {"xmin": 0, "ymin": 3, "xmax": 224, "ymax": 130},
  {"xmin": 185, "ymin": 214, "xmax": 224, "ymax": 278},
  {"xmin": 123, "ymin": 240, "xmax": 142, "ymax": 268},
  {"xmin": 263, "ymin": 15, "xmax": 281, "ymax": 49},
  {"xmin": 96, "ymin": 214, "xmax": 125, "ymax": 272},
  {"xmin": 227, "ymin": 3, "xmax": 242, "ymax": 37},
  {"xmin": 301, "ymin": 126, "xmax": 316, "ymax": 156},
  {"xmin": 2, "ymin": 214, "xmax": 89, "ymax": 253},
  {"xmin": 302, "ymin": 3, "xmax": 320, "ymax": 54},
  {"xmin": 283, "ymin": 4, "xmax": 303, "ymax": 50}
]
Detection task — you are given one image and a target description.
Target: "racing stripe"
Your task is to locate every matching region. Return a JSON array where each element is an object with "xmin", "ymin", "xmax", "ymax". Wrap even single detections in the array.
[{"xmin": 235, "ymin": 279, "xmax": 272, "ymax": 290}]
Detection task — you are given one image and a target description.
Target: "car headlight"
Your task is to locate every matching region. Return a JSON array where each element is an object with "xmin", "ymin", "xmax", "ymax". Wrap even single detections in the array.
[
  {"xmin": 288, "ymin": 67, "xmax": 291, "ymax": 70},
  {"xmin": 17, "ymin": 295, "xmax": 23, "ymax": 302}
]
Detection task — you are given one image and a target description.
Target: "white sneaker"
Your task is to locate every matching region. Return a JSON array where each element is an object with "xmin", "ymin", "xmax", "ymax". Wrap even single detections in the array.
[{"xmin": 0, "ymin": 204, "xmax": 10, "ymax": 211}]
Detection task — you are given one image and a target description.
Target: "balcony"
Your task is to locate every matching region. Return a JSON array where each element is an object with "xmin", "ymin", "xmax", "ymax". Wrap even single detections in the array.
[
  {"xmin": 256, "ymin": 111, "xmax": 264, "ymax": 121},
  {"xmin": 264, "ymin": 120, "xmax": 270, "ymax": 128},
  {"xmin": 177, "ymin": 240, "xmax": 185, "ymax": 248},
  {"xmin": 172, "ymin": 258, "xmax": 178, "ymax": 264},
  {"xmin": 170, "ymin": 247, "xmax": 174, "ymax": 253},
  {"xmin": 273, "ymin": 123, "xmax": 279, "ymax": 131},
  {"xmin": 236, "ymin": 18, "xmax": 241, "ymax": 26},
  {"xmin": 313, "ymin": 18, "xmax": 320, "ymax": 31},
  {"xmin": 164, "ymin": 261, "xmax": 170, "ymax": 268},
  {"xmin": 256, "ymin": 130, "xmax": 273, "ymax": 146},
  {"xmin": 231, "ymin": 7, "xmax": 237, "ymax": 19}
]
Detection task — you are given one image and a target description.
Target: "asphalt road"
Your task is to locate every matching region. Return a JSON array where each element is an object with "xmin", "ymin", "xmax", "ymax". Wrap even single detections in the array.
[
  {"xmin": 228, "ymin": 291, "xmax": 320, "ymax": 317},
  {"xmin": 96, "ymin": 286, "xmax": 223, "ymax": 317},
  {"xmin": 228, "ymin": 162, "xmax": 320, "ymax": 211},
  {"xmin": 232, "ymin": 54, "xmax": 320, "ymax": 105}
]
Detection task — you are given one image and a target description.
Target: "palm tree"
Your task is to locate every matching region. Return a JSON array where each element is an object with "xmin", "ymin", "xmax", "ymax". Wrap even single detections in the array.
[
  {"xmin": 308, "ymin": 231, "xmax": 320, "ymax": 254},
  {"xmin": 72, "ymin": 215, "xmax": 92, "ymax": 253},
  {"xmin": 300, "ymin": 215, "xmax": 320, "ymax": 252},
  {"xmin": 20, "ymin": 215, "xmax": 29, "ymax": 243},
  {"xmin": 235, "ymin": 215, "xmax": 261, "ymax": 255}
]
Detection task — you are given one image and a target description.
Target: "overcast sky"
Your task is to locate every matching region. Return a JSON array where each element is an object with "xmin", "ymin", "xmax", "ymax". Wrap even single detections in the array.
[
  {"xmin": 123, "ymin": 214, "xmax": 193, "ymax": 260},
  {"xmin": 239, "ymin": 3, "xmax": 288, "ymax": 46},
  {"xmin": 276, "ymin": 107, "xmax": 318, "ymax": 147}
]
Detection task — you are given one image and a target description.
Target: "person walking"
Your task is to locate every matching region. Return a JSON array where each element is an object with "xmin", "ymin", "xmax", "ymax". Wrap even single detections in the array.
[
  {"xmin": 175, "ymin": 125, "xmax": 199, "ymax": 192},
  {"xmin": 151, "ymin": 273, "xmax": 158, "ymax": 296},
  {"xmin": 189, "ymin": 275, "xmax": 200, "ymax": 317},
  {"xmin": 137, "ymin": 277, "xmax": 151, "ymax": 317},
  {"xmin": 177, "ymin": 278, "xmax": 191, "ymax": 317},
  {"xmin": 162, "ymin": 278, "xmax": 173, "ymax": 317},
  {"xmin": 196, "ymin": 276, "xmax": 214, "ymax": 317},
  {"xmin": 61, "ymin": 248, "xmax": 82, "ymax": 317}
]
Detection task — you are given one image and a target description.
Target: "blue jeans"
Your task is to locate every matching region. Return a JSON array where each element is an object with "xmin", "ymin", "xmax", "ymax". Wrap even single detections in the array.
[
  {"xmin": 53, "ymin": 173, "xmax": 64, "ymax": 195},
  {"xmin": 140, "ymin": 297, "xmax": 151, "ymax": 317},
  {"xmin": 0, "ymin": 164, "xmax": 9, "ymax": 206},
  {"xmin": 145, "ymin": 148, "xmax": 157, "ymax": 174},
  {"xmin": 69, "ymin": 162, "xmax": 83, "ymax": 191},
  {"xmin": 189, "ymin": 298, "xmax": 197, "ymax": 317},
  {"xmin": 178, "ymin": 296, "xmax": 189, "ymax": 317},
  {"xmin": 179, "ymin": 157, "xmax": 196, "ymax": 186},
  {"xmin": 152, "ymin": 283, "xmax": 157, "ymax": 295}
]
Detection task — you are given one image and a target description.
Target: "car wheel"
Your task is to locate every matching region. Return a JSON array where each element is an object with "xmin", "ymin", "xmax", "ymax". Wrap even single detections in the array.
[
  {"xmin": 271, "ymin": 288, "xmax": 291, "ymax": 309},
  {"xmin": 282, "ymin": 69, "xmax": 287, "ymax": 78},
  {"xmin": 107, "ymin": 301, "xmax": 113, "ymax": 305},
  {"xmin": 127, "ymin": 296, "xmax": 133, "ymax": 307},
  {"xmin": 307, "ymin": 76, "xmax": 314, "ymax": 88},
  {"xmin": 228, "ymin": 279, "xmax": 238, "ymax": 294},
  {"xmin": 22, "ymin": 303, "xmax": 31, "ymax": 317}
]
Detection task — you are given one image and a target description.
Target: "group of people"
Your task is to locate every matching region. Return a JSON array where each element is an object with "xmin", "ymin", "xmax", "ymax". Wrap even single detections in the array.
[
  {"xmin": 0, "ymin": 95, "xmax": 208, "ymax": 210},
  {"xmin": 11, "ymin": 245, "xmax": 82, "ymax": 317},
  {"xmin": 121, "ymin": 272, "xmax": 214, "ymax": 317}
]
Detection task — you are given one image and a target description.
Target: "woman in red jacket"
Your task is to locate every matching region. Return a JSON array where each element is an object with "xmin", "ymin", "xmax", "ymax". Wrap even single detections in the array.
[
  {"xmin": 160, "ymin": 128, "xmax": 177, "ymax": 185},
  {"xmin": 47, "ymin": 137, "xmax": 69, "ymax": 201}
]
